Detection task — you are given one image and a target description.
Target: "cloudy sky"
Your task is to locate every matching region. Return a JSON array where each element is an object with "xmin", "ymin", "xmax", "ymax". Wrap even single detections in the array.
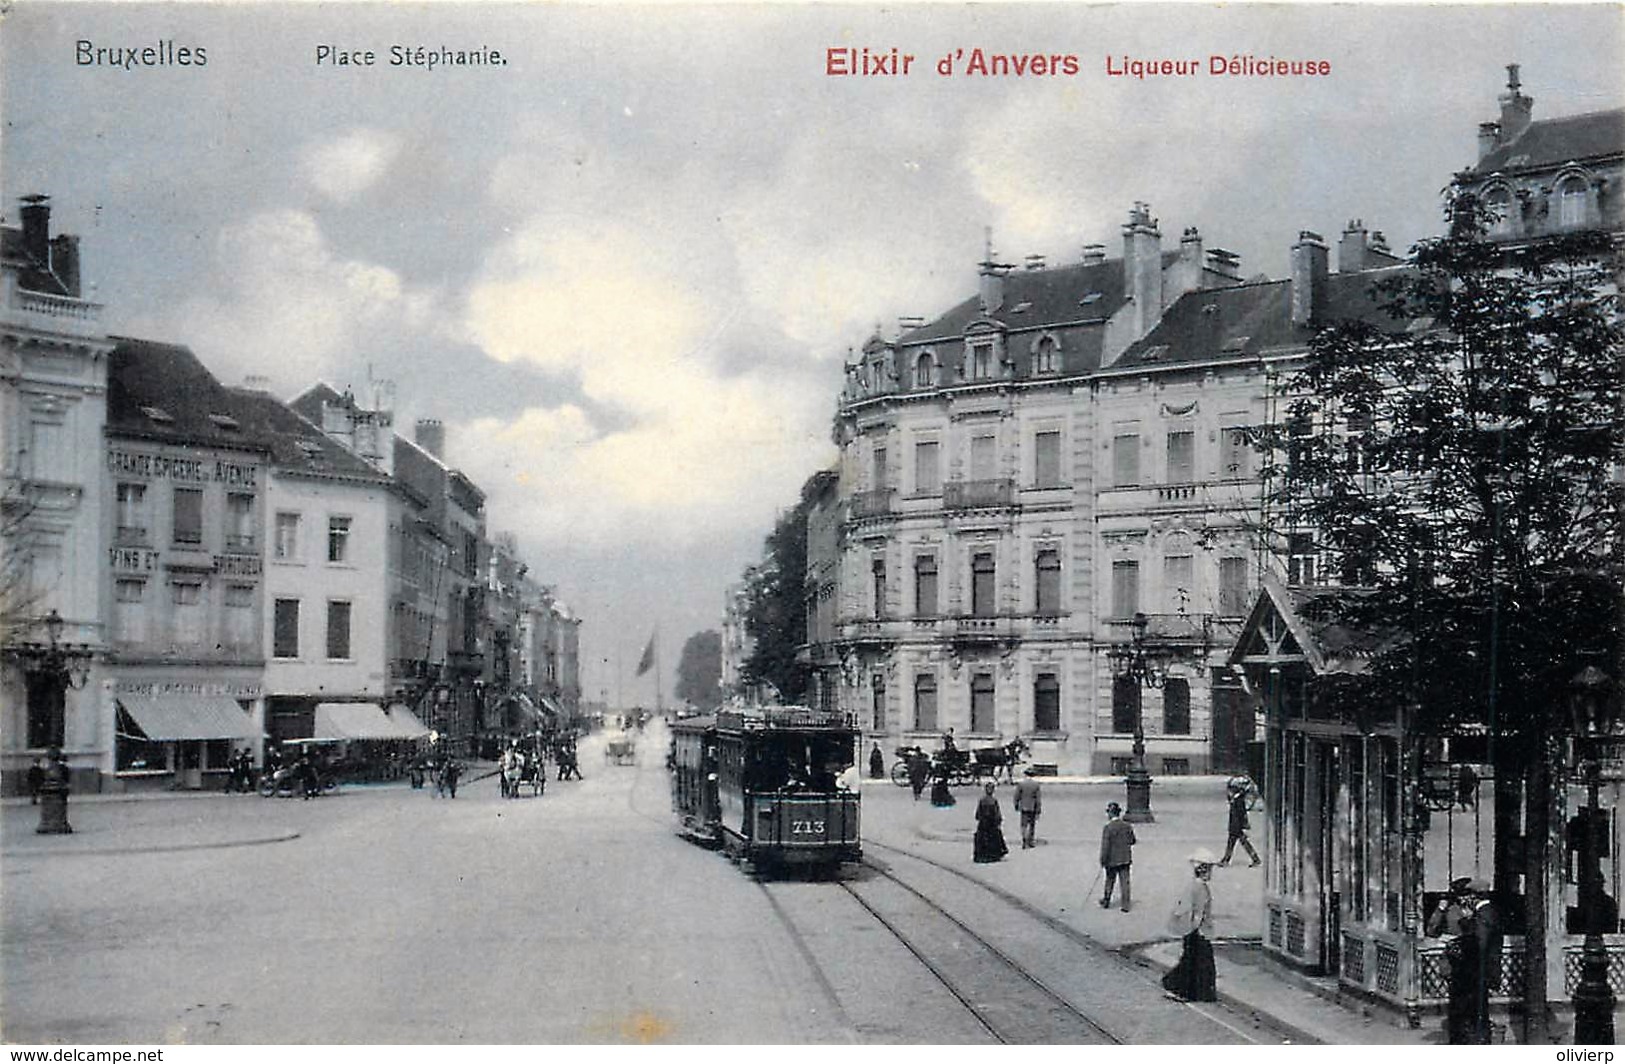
[{"xmin": 3, "ymin": 2, "xmax": 1621, "ymax": 705}]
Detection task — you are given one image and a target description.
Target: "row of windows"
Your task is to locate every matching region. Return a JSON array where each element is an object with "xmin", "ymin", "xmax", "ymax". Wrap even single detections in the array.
[
  {"xmin": 866, "ymin": 550, "xmax": 1252, "ymax": 620},
  {"xmin": 875, "ymin": 431, "xmax": 1066, "ymax": 495},
  {"xmin": 273, "ymin": 512, "xmax": 354, "ymax": 564},
  {"xmin": 272, "ymin": 598, "xmax": 353, "ymax": 661},
  {"xmin": 110, "ymin": 577, "xmax": 256, "ymax": 650},
  {"xmin": 115, "ymin": 484, "xmax": 256, "ymax": 550},
  {"xmin": 859, "ymin": 336, "xmax": 1065, "ymax": 395},
  {"xmin": 876, "ymin": 423, "xmax": 1258, "ymax": 498},
  {"xmin": 871, "ymin": 549, "xmax": 1063, "ymax": 618},
  {"xmin": 1109, "ymin": 555, "xmax": 1252, "ymax": 618},
  {"xmin": 1482, "ymin": 174, "xmax": 1592, "ymax": 237},
  {"xmin": 873, "ymin": 672, "xmax": 1063, "ymax": 733},
  {"xmin": 1110, "ymin": 676, "xmax": 1193, "ymax": 735}
]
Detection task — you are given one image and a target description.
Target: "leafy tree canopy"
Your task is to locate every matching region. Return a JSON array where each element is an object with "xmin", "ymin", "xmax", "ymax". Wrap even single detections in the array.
[
  {"xmin": 1255, "ymin": 189, "xmax": 1623, "ymax": 755},
  {"xmin": 740, "ymin": 473, "xmax": 830, "ymax": 704},
  {"xmin": 674, "ymin": 629, "xmax": 722, "ymax": 711}
]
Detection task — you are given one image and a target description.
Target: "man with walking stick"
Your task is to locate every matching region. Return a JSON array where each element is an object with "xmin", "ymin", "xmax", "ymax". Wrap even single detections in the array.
[{"xmin": 1099, "ymin": 801, "xmax": 1137, "ymax": 912}]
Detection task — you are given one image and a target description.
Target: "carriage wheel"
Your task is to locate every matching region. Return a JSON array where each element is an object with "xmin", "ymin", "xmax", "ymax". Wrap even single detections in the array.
[{"xmin": 891, "ymin": 761, "xmax": 912, "ymax": 787}]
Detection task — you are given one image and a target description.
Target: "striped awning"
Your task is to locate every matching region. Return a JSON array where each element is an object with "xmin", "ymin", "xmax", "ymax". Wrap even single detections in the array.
[
  {"xmin": 313, "ymin": 702, "xmax": 400, "ymax": 741},
  {"xmin": 117, "ymin": 695, "xmax": 256, "ymax": 741},
  {"xmin": 385, "ymin": 704, "xmax": 430, "ymax": 739}
]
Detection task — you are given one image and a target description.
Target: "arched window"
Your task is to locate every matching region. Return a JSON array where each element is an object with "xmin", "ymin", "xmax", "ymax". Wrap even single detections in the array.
[
  {"xmin": 915, "ymin": 352, "xmax": 934, "ymax": 388},
  {"xmin": 1483, "ymin": 185, "xmax": 1513, "ymax": 237},
  {"xmin": 1033, "ymin": 336, "xmax": 1058, "ymax": 375},
  {"xmin": 1558, "ymin": 176, "xmax": 1588, "ymax": 229}
]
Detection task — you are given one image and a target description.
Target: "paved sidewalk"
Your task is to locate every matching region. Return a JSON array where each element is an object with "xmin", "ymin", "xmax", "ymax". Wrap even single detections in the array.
[{"xmin": 860, "ymin": 778, "xmax": 1429, "ymax": 1045}]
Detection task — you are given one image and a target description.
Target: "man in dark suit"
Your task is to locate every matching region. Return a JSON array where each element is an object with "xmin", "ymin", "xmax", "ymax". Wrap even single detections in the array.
[
  {"xmin": 1446, "ymin": 878, "xmax": 1502, "ymax": 1044},
  {"xmin": 1012, "ymin": 767, "xmax": 1043, "ymax": 849},
  {"xmin": 1099, "ymin": 801, "xmax": 1137, "ymax": 912}
]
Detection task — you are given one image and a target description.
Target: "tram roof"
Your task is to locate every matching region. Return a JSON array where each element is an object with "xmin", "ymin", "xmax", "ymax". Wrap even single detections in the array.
[{"xmin": 716, "ymin": 707, "xmax": 857, "ymax": 733}]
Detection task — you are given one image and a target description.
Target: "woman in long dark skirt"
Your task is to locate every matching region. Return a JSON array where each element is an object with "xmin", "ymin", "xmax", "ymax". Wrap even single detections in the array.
[
  {"xmin": 1162, "ymin": 849, "xmax": 1218, "ymax": 1001},
  {"xmin": 929, "ymin": 760, "xmax": 955, "ymax": 807},
  {"xmin": 908, "ymin": 753, "xmax": 930, "ymax": 800},
  {"xmin": 973, "ymin": 782, "xmax": 1008, "ymax": 863}
]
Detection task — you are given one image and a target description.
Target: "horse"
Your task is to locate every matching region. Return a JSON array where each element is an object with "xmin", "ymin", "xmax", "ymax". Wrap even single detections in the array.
[{"xmin": 972, "ymin": 737, "xmax": 1031, "ymax": 784}]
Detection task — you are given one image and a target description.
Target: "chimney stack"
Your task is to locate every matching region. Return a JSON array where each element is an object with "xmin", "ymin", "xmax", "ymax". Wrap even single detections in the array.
[
  {"xmin": 1290, "ymin": 231, "xmax": 1329, "ymax": 326},
  {"xmin": 1204, "ymin": 248, "xmax": 1241, "ymax": 281},
  {"xmin": 977, "ymin": 229, "xmax": 1009, "ymax": 316},
  {"xmin": 415, "ymin": 418, "xmax": 445, "ymax": 458},
  {"xmin": 1338, "ymin": 219, "xmax": 1369, "ymax": 273},
  {"xmin": 1477, "ymin": 121, "xmax": 1503, "ymax": 161},
  {"xmin": 1497, "ymin": 63, "xmax": 1534, "ymax": 144},
  {"xmin": 18, "ymin": 195, "xmax": 50, "ymax": 266},
  {"xmin": 1080, "ymin": 243, "xmax": 1106, "ymax": 266},
  {"xmin": 1121, "ymin": 202, "xmax": 1164, "ymax": 338},
  {"xmin": 1024, "ymin": 254, "xmax": 1046, "ymax": 272},
  {"xmin": 48, "ymin": 234, "xmax": 81, "ymax": 297}
]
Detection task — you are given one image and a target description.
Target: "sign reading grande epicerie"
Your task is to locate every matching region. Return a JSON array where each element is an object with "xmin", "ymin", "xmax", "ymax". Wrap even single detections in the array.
[{"xmin": 107, "ymin": 449, "xmax": 259, "ymax": 488}]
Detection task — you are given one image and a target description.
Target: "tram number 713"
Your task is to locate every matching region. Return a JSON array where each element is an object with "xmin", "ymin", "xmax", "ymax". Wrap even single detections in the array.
[{"xmin": 791, "ymin": 819, "xmax": 826, "ymax": 836}]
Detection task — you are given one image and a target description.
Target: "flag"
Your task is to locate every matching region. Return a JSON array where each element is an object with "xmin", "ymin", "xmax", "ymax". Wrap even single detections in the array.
[{"xmin": 635, "ymin": 633, "xmax": 656, "ymax": 677}]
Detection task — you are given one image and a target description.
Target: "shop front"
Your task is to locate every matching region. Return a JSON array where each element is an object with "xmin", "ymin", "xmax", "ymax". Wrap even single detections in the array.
[{"xmin": 111, "ymin": 675, "xmax": 262, "ymax": 791}]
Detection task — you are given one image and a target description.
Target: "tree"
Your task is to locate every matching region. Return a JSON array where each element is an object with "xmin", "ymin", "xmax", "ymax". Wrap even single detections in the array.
[
  {"xmin": 675, "ymin": 629, "xmax": 722, "ymax": 711},
  {"xmin": 740, "ymin": 473, "xmax": 830, "ymax": 704},
  {"xmin": 1256, "ymin": 188, "xmax": 1622, "ymax": 1040}
]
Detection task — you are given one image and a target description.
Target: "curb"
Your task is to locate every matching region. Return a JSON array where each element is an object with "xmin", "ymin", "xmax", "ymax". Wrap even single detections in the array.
[{"xmin": 2, "ymin": 829, "xmax": 302, "ymax": 859}]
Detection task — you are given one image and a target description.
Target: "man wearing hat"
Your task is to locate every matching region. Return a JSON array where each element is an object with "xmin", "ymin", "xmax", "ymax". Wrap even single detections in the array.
[
  {"xmin": 1427, "ymin": 877, "xmax": 1474, "ymax": 938},
  {"xmin": 1445, "ymin": 877, "xmax": 1502, "ymax": 1044},
  {"xmin": 1012, "ymin": 766, "xmax": 1043, "ymax": 849},
  {"xmin": 1099, "ymin": 801, "xmax": 1137, "ymax": 912}
]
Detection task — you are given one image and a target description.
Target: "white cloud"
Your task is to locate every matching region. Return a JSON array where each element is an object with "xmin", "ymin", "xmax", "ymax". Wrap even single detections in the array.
[
  {"xmin": 175, "ymin": 208, "xmax": 444, "ymax": 393},
  {"xmin": 302, "ymin": 128, "xmax": 401, "ymax": 202},
  {"xmin": 459, "ymin": 211, "xmax": 835, "ymax": 549}
]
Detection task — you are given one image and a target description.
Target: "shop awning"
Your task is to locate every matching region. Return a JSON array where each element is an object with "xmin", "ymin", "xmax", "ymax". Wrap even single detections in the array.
[
  {"xmin": 385, "ymin": 704, "xmax": 430, "ymax": 739},
  {"xmin": 511, "ymin": 693, "xmax": 542, "ymax": 724},
  {"xmin": 537, "ymin": 695, "xmax": 563, "ymax": 718},
  {"xmin": 117, "ymin": 695, "xmax": 257, "ymax": 741},
  {"xmin": 313, "ymin": 702, "xmax": 400, "ymax": 741}
]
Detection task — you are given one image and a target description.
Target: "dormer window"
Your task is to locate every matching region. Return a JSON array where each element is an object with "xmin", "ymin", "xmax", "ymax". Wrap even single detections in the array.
[
  {"xmin": 1557, "ymin": 175, "xmax": 1588, "ymax": 229},
  {"xmin": 1484, "ymin": 185, "xmax": 1513, "ymax": 237},
  {"xmin": 140, "ymin": 405, "xmax": 174, "ymax": 424},
  {"xmin": 1010, "ymin": 300, "xmax": 1033, "ymax": 314},
  {"xmin": 1141, "ymin": 345, "xmax": 1169, "ymax": 362},
  {"xmin": 1079, "ymin": 292, "xmax": 1103, "ymax": 306},
  {"xmin": 970, "ymin": 342, "xmax": 993, "ymax": 380},
  {"xmin": 208, "ymin": 413, "xmax": 241, "ymax": 432},
  {"xmin": 915, "ymin": 352, "xmax": 935, "ymax": 388},
  {"xmin": 1033, "ymin": 336, "xmax": 1058, "ymax": 375}
]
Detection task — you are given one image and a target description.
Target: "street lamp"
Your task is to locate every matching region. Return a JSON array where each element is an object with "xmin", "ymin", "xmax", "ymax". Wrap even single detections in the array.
[
  {"xmin": 1109, "ymin": 612, "xmax": 1164, "ymax": 823},
  {"xmin": 6, "ymin": 610, "xmax": 94, "ymax": 835},
  {"xmin": 1568, "ymin": 663, "xmax": 1616, "ymax": 1045}
]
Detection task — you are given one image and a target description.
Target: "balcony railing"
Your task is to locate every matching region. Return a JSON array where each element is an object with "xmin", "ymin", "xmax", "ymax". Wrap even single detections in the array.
[
  {"xmin": 944, "ymin": 478, "xmax": 1015, "ymax": 510},
  {"xmin": 1104, "ymin": 612, "xmax": 1238, "ymax": 646},
  {"xmin": 949, "ymin": 614, "xmax": 1013, "ymax": 641},
  {"xmin": 850, "ymin": 488, "xmax": 895, "ymax": 519},
  {"xmin": 12, "ymin": 288, "xmax": 104, "ymax": 325}
]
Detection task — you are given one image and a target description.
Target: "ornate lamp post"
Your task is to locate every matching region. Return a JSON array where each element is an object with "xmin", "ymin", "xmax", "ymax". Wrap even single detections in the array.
[
  {"xmin": 5, "ymin": 610, "xmax": 94, "ymax": 834},
  {"xmin": 1109, "ymin": 612, "xmax": 1164, "ymax": 823},
  {"xmin": 1569, "ymin": 663, "xmax": 1617, "ymax": 1045}
]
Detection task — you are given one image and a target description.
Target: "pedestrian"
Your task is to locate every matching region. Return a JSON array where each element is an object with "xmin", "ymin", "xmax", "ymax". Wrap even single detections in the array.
[
  {"xmin": 1162, "ymin": 849, "xmax": 1218, "ymax": 1002},
  {"xmin": 869, "ymin": 743, "xmax": 885, "ymax": 780},
  {"xmin": 973, "ymin": 782, "xmax": 1008, "ymax": 863},
  {"xmin": 443, "ymin": 757, "xmax": 462, "ymax": 799},
  {"xmin": 907, "ymin": 751, "xmax": 929, "ymax": 801},
  {"xmin": 298, "ymin": 752, "xmax": 318, "ymax": 800},
  {"xmin": 929, "ymin": 758, "xmax": 955, "ymax": 807},
  {"xmin": 1012, "ymin": 766, "xmax": 1042, "ymax": 849},
  {"xmin": 1099, "ymin": 801, "xmax": 1136, "ymax": 912},
  {"xmin": 1219, "ymin": 782, "xmax": 1261, "ymax": 867},
  {"xmin": 1445, "ymin": 877, "xmax": 1502, "ymax": 1044},
  {"xmin": 1427, "ymin": 877, "xmax": 1473, "ymax": 938},
  {"xmin": 25, "ymin": 757, "xmax": 44, "ymax": 805}
]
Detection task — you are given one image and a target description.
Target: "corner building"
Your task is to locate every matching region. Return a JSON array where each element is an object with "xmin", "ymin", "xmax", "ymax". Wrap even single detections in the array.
[{"xmin": 819, "ymin": 206, "xmax": 1247, "ymax": 773}]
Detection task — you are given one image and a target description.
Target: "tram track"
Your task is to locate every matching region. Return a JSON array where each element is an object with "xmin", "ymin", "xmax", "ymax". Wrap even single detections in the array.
[{"xmin": 862, "ymin": 838, "xmax": 1304, "ymax": 1044}]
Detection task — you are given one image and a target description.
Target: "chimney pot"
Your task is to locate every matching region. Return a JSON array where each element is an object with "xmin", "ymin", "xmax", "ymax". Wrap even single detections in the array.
[
  {"xmin": 416, "ymin": 418, "xmax": 446, "ymax": 458},
  {"xmin": 18, "ymin": 195, "xmax": 50, "ymax": 268},
  {"xmin": 1291, "ymin": 231, "xmax": 1330, "ymax": 326}
]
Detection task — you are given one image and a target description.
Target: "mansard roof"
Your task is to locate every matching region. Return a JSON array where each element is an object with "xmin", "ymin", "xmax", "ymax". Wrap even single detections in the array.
[
  {"xmin": 1110, "ymin": 265, "xmax": 1415, "ymax": 371},
  {"xmin": 106, "ymin": 337, "xmax": 270, "ymax": 453},
  {"xmin": 225, "ymin": 387, "xmax": 392, "ymax": 485},
  {"xmin": 2, "ymin": 225, "xmax": 73, "ymax": 297},
  {"xmin": 1472, "ymin": 107, "xmax": 1625, "ymax": 177},
  {"xmin": 898, "ymin": 257, "xmax": 1142, "ymax": 346}
]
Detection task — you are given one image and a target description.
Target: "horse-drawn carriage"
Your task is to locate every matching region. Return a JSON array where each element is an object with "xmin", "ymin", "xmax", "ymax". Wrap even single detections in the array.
[
  {"xmin": 891, "ymin": 738, "xmax": 1028, "ymax": 787},
  {"xmin": 605, "ymin": 734, "xmax": 637, "ymax": 766}
]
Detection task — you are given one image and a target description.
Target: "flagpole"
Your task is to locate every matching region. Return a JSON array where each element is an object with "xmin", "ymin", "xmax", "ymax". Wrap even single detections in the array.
[{"xmin": 654, "ymin": 629, "xmax": 664, "ymax": 715}]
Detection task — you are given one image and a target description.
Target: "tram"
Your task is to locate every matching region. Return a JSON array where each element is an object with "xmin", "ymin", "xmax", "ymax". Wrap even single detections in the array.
[{"xmin": 670, "ymin": 706, "xmax": 861, "ymax": 868}]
